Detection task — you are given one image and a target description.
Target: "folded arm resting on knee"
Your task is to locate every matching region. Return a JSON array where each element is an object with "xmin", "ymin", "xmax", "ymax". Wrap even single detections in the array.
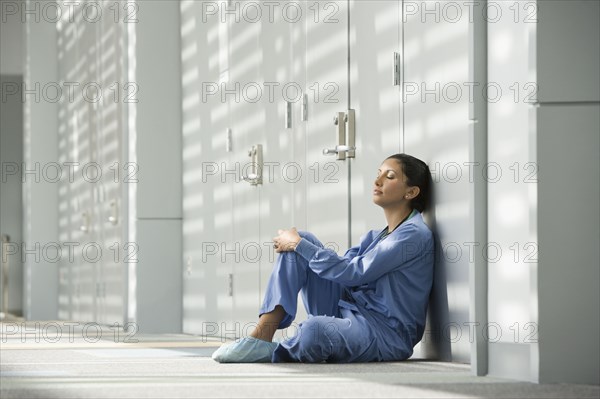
[
  {"xmin": 272, "ymin": 227, "xmax": 301, "ymax": 253},
  {"xmin": 293, "ymin": 220, "xmax": 432, "ymax": 287}
]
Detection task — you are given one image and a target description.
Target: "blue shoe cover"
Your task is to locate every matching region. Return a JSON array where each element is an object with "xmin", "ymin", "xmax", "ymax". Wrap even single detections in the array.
[{"xmin": 211, "ymin": 337, "xmax": 277, "ymax": 363}]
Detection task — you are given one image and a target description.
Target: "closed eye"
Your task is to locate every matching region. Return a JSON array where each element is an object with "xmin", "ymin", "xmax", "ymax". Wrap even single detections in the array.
[{"xmin": 377, "ymin": 170, "xmax": 396, "ymax": 179}]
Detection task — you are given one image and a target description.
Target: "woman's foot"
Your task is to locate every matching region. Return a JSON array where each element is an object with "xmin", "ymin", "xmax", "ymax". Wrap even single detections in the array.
[{"xmin": 211, "ymin": 337, "xmax": 278, "ymax": 363}]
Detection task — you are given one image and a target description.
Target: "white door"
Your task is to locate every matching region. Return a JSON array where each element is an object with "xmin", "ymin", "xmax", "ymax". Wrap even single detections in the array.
[
  {"xmin": 349, "ymin": 0, "xmax": 403, "ymax": 242},
  {"xmin": 94, "ymin": 5, "xmax": 127, "ymax": 327},
  {"xmin": 225, "ymin": 0, "xmax": 353, "ymax": 336},
  {"xmin": 71, "ymin": 104, "xmax": 97, "ymax": 324},
  {"xmin": 256, "ymin": 3, "xmax": 308, "ymax": 340},
  {"xmin": 181, "ymin": 0, "xmax": 234, "ymax": 336},
  {"xmin": 259, "ymin": 1, "xmax": 356, "ymax": 335},
  {"xmin": 70, "ymin": 11, "xmax": 99, "ymax": 323},
  {"xmin": 57, "ymin": 15, "xmax": 80, "ymax": 321},
  {"xmin": 305, "ymin": 0, "xmax": 350, "ymax": 252},
  {"xmin": 228, "ymin": 10, "xmax": 263, "ymax": 334}
]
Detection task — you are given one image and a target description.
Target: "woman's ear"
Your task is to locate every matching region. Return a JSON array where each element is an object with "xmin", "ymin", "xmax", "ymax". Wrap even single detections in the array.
[{"xmin": 406, "ymin": 186, "xmax": 420, "ymax": 200}]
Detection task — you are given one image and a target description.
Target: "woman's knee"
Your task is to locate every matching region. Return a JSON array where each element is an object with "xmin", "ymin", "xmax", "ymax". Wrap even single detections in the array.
[
  {"xmin": 298, "ymin": 316, "xmax": 347, "ymax": 348},
  {"xmin": 291, "ymin": 317, "xmax": 336, "ymax": 361},
  {"xmin": 295, "ymin": 315, "xmax": 377, "ymax": 363}
]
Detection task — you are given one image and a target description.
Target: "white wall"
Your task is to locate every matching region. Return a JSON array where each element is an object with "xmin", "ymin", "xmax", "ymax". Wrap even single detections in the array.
[
  {"xmin": 488, "ymin": 0, "xmax": 600, "ymax": 384},
  {"xmin": 533, "ymin": 0, "xmax": 599, "ymax": 385},
  {"xmin": 132, "ymin": 0, "xmax": 183, "ymax": 333},
  {"xmin": 22, "ymin": 0, "xmax": 59, "ymax": 320},
  {"xmin": 536, "ymin": 104, "xmax": 599, "ymax": 384},
  {"xmin": 0, "ymin": 75, "xmax": 24, "ymax": 315},
  {"xmin": 487, "ymin": 0, "xmax": 536, "ymax": 381},
  {"xmin": 0, "ymin": 0, "xmax": 24, "ymax": 75},
  {"xmin": 403, "ymin": 1, "xmax": 474, "ymax": 364},
  {"xmin": 0, "ymin": 0, "xmax": 25, "ymax": 315}
]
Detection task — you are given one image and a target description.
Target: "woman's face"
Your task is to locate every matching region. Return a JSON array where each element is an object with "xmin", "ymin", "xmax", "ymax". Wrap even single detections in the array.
[{"xmin": 372, "ymin": 159, "xmax": 416, "ymax": 209}]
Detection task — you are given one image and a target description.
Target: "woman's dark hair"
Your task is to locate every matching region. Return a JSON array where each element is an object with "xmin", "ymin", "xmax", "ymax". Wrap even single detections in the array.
[{"xmin": 386, "ymin": 153, "xmax": 431, "ymax": 213}]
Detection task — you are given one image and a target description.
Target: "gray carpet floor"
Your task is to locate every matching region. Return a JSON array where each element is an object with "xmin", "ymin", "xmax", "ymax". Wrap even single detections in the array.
[{"xmin": 1, "ymin": 321, "xmax": 599, "ymax": 398}]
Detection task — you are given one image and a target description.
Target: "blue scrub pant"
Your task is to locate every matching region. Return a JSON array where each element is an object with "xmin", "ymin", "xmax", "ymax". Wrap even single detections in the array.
[{"xmin": 259, "ymin": 232, "xmax": 380, "ymax": 363}]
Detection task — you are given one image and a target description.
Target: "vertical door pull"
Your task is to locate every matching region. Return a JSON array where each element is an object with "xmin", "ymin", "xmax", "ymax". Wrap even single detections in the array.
[
  {"xmin": 244, "ymin": 144, "xmax": 263, "ymax": 185},
  {"xmin": 108, "ymin": 200, "xmax": 118, "ymax": 225},
  {"xmin": 334, "ymin": 112, "xmax": 346, "ymax": 161},
  {"xmin": 226, "ymin": 128, "xmax": 232, "ymax": 152},
  {"xmin": 80, "ymin": 211, "xmax": 90, "ymax": 233},
  {"xmin": 285, "ymin": 101, "xmax": 292, "ymax": 129},
  {"xmin": 393, "ymin": 52, "xmax": 401, "ymax": 86},
  {"xmin": 301, "ymin": 94, "xmax": 308, "ymax": 121},
  {"xmin": 322, "ymin": 112, "xmax": 346, "ymax": 160},
  {"xmin": 346, "ymin": 109, "xmax": 355, "ymax": 158}
]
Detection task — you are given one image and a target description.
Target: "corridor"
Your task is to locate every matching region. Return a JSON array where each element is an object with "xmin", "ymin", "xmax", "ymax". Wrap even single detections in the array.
[{"xmin": 1, "ymin": 0, "xmax": 599, "ymax": 396}]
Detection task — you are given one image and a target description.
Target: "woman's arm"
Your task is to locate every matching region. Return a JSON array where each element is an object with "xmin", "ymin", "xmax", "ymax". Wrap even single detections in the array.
[
  {"xmin": 294, "ymin": 224, "xmax": 432, "ymax": 286},
  {"xmin": 273, "ymin": 228, "xmax": 361, "ymax": 258}
]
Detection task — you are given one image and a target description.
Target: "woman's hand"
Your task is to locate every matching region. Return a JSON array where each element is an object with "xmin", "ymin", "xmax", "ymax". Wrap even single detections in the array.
[{"xmin": 273, "ymin": 227, "xmax": 301, "ymax": 253}]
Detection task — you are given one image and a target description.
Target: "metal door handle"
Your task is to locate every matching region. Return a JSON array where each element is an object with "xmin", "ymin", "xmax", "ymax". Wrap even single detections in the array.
[
  {"xmin": 323, "ymin": 110, "xmax": 356, "ymax": 159},
  {"xmin": 346, "ymin": 109, "xmax": 355, "ymax": 158},
  {"xmin": 285, "ymin": 101, "xmax": 292, "ymax": 129},
  {"xmin": 323, "ymin": 145, "xmax": 354, "ymax": 155},
  {"xmin": 393, "ymin": 52, "xmax": 401, "ymax": 86},
  {"xmin": 301, "ymin": 94, "xmax": 308, "ymax": 121},
  {"xmin": 335, "ymin": 112, "xmax": 347, "ymax": 160},
  {"xmin": 80, "ymin": 211, "xmax": 90, "ymax": 233},
  {"xmin": 243, "ymin": 144, "xmax": 263, "ymax": 185},
  {"xmin": 108, "ymin": 200, "xmax": 118, "ymax": 225}
]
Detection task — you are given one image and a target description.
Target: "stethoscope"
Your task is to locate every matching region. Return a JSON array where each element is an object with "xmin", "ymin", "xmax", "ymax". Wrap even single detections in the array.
[{"xmin": 374, "ymin": 209, "xmax": 416, "ymax": 244}]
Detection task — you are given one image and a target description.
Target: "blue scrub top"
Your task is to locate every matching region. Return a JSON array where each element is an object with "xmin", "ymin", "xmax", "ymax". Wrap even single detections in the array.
[{"xmin": 293, "ymin": 211, "xmax": 435, "ymax": 359}]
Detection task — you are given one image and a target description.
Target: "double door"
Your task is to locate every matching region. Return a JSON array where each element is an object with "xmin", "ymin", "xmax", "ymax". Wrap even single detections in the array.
[{"xmin": 182, "ymin": 0, "xmax": 403, "ymax": 340}]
